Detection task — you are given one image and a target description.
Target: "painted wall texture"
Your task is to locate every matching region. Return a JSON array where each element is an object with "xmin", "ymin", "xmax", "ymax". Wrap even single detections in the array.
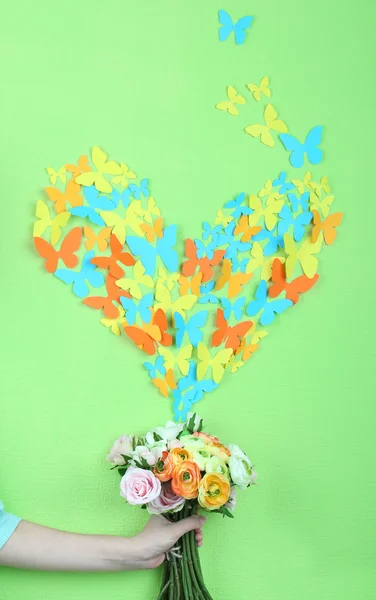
[{"xmin": 1, "ymin": 1, "xmax": 375, "ymax": 599}]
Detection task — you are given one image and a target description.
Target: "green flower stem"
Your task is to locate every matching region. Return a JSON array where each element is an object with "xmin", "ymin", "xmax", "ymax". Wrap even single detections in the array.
[{"xmin": 189, "ymin": 530, "xmax": 213, "ymax": 600}]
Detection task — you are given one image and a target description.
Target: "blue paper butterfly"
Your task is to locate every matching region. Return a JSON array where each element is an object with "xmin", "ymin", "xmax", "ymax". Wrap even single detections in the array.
[
  {"xmin": 173, "ymin": 361, "xmax": 217, "ymax": 420},
  {"xmin": 224, "ymin": 240, "xmax": 251, "ymax": 260},
  {"xmin": 202, "ymin": 221, "xmax": 222, "ymax": 244},
  {"xmin": 54, "ymin": 250, "xmax": 104, "ymax": 298},
  {"xmin": 110, "ymin": 189, "xmax": 132, "ymax": 209},
  {"xmin": 253, "ymin": 227, "xmax": 284, "ymax": 256},
  {"xmin": 246, "ymin": 280, "xmax": 293, "ymax": 326},
  {"xmin": 70, "ymin": 186, "xmax": 115, "ymax": 226},
  {"xmin": 232, "ymin": 258, "xmax": 249, "ymax": 273},
  {"xmin": 194, "ymin": 239, "xmax": 216, "ymax": 260},
  {"xmin": 224, "ymin": 192, "xmax": 252, "ymax": 219},
  {"xmin": 272, "ymin": 171, "xmax": 295, "ymax": 194},
  {"xmin": 277, "ymin": 205, "xmax": 313, "ymax": 242},
  {"xmin": 126, "ymin": 224, "xmax": 178, "ymax": 276},
  {"xmin": 280, "ymin": 126, "xmax": 323, "ymax": 168},
  {"xmin": 287, "ymin": 191, "xmax": 310, "ymax": 213},
  {"xmin": 217, "ymin": 221, "xmax": 236, "ymax": 246},
  {"xmin": 198, "ymin": 282, "xmax": 220, "ymax": 304},
  {"xmin": 144, "ymin": 355, "xmax": 166, "ymax": 380},
  {"xmin": 129, "ymin": 178, "xmax": 149, "ymax": 200},
  {"xmin": 120, "ymin": 293, "xmax": 153, "ymax": 325},
  {"xmin": 221, "ymin": 296, "xmax": 246, "ymax": 321},
  {"xmin": 218, "ymin": 10, "xmax": 253, "ymax": 45},
  {"xmin": 174, "ymin": 311, "xmax": 208, "ymax": 348}
]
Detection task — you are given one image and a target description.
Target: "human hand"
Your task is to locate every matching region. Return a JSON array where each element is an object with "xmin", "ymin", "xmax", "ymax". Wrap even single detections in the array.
[{"xmin": 128, "ymin": 514, "xmax": 205, "ymax": 570}]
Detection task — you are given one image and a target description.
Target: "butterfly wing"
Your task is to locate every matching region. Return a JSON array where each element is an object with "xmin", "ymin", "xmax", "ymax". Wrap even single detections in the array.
[
  {"xmin": 260, "ymin": 298, "xmax": 292, "ymax": 326},
  {"xmin": 120, "ymin": 297, "xmax": 138, "ymax": 325},
  {"xmin": 233, "ymin": 297, "xmax": 246, "ymax": 320},
  {"xmin": 196, "ymin": 342, "xmax": 211, "ymax": 380},
  {"xmin": 174, "ymin": 312, "xmax": 187, "ymax": 348},
  {"xmin": 211, "ymin": 348, "xmax": 233, "ymax": 383},
  {"xmin": 279, "ymin": 134, "xmax": 304, "ymax": 169},
  {"xmin": 157, "ymin": 225, "xmax": 178, "ymax": 273},
  {"xmin": 211, "ymin": 308, "xmax": 227, "ymax": 348},
  {"xmin": 286, "ymin": 273, "xmax": 319, "ymax": 304},
  {"xmin": 294, "ymin": 211, "xmax": 313, "ymax": 242},
  {"xmin": 233, "ymin": 16, "xmax": 253, "ymax": 44},
  {"xmin": 268, "ymin": 258, "xmax": 286, "ymax": 298},
  {"xmin": 305, "ymin": 126, "xmax": 323, "ymax": 165},
  {"xmin": 126, "ymin": 236, "xmax": 156, "ymax": 276},
  {"xmin": 124, "ymin": 326, "xmax": 156, "ymax": 355},
  {"xmin": 218, "ymin": 10, "xmax": 233, "ymax": 41},
  {"xmin": 184, "ymin": 310, "xmax": 208, "ymax": 347},
  {"xmin": 138, "ymin": 293, "xmax": 153, "ymax": 324}
]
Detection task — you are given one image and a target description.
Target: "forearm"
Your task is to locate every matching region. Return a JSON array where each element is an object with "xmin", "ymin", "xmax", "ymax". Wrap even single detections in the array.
[{"xmin": 0, "ymin": 520, "xmax": 134, "ymax": 572}]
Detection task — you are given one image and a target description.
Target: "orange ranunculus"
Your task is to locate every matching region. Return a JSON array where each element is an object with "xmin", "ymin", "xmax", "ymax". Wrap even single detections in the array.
[
  {"xmin": 153, "ymin": 451, "xmax": 174, "ymax": 482},
  {"xmin": 193, "ymin": 432, "xmax": 230, "ymax": 458},
  {"xmin": 171, "ymin": 461, "xmax": 202, "ymax": 499},
  {"xmin": 169, "ymin": 447, "xmax": 193, "ymax": 466},
  {"xmin": 198, "ymin": 473, "xmax": 231, "ymax": 511}
]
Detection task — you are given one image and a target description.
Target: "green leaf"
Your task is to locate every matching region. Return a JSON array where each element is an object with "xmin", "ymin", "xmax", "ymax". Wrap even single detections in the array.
[
  {"xmin": 187, "ymin": 413, "xmax": 196, "ymax": 433},
  {"xmin": 220, "ymin": 506, "xmax": 234, "ymax": 519},
  {"xmin": 121, "ymin": 454, "xmax": 132, "ymax": 463},
  {"xmin": 153, "ymin": 432, "xmax": 163, "ymax": 442},
  {"xmin": 118, "ymin": 468, "xmax": 126, "ymax": 477},
  {"xmin": 197, "ymin": 419, "xmax": 204, "ymax": 433}
]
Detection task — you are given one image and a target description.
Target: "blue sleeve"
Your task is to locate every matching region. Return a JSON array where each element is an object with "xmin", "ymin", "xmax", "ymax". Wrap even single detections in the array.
[{"xmin": 0, "ymin": 501, "xmax": 22, "ymax": 550}]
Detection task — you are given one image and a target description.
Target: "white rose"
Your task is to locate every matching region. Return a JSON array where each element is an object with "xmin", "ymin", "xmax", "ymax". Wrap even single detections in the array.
[
  {"xmin": 153, "ymin": 421, "xmax": 184, "ymax": 442},
  {"xmin": 186, "ymin": 412, "xmax": 203, "ymax": 432},
  {"xmin": 107, "ymin": 435, "xmax": 133, "ymax": 465},
  {"xmin": 228, "ymin": 444, "xmax": 255, "ymax": 489}
]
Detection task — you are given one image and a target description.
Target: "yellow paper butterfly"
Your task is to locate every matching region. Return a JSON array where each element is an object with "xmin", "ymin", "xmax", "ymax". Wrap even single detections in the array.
[
  {"xmin": 248, "ymin": 195, "xmax": 284, "ymax": 230},
  {"xmin": 111, "ymin": 163, "xmax": 136, "ymax": 188},
  {"xmin": 46, "ymin": 166, "xmax": 66, "ymax": 185},
  {"xmin": 284, "ymin": 233, "xmax": 323, "ymax": 279},
  {"xmin": 245, "ymin": 242, "xmax": 285, "ymax": 281},
  {"xmin": 248, "ymin": 322, "xmax": 268, "ymax": 346},
  {"xmin": 216, "ymin": 85, "xmax": 246, "ymax": 116},
  {"xmin": 155, "ymin": 282, "xmax": 197, "ymax": 317},
  {"xmin": 215, "ymin": 209, "xmax": 233, "ymax": 227},
  {"xmin": 197, "ymin": 343, "xmax": 233, "ymax": 384},
  {"xmin": 245, "ymin": 104, "xmax": 288, "ymax": 148},
  {"xmin": 137, "ymin": 197, "xmax": 161, "ymax": 224},
  {"xmin": 157, "ymin": 268, "xmax": 180, "ymax": 292},
  {"xmin": 258, "ymin": 179, "xmax": 284, "ymax": 204},
  {"xmin": 76, "ymin": 146, "xmax": 122, "ymax": 194},
  {"xmin": 83, "ymin": 225, "xmax": 112, "ymax": 251},
  {"xmin": 226, "ymin": 355, "xmax": 244, "ymax": 373},
  {"xmin": 33, "ymin": 200, "xmax": 70, "ymax": 245},
  {"xmin": 158, "ymin": 345, "xmax": 193, "ymax": 376},
  {"xmin": 247, "ymin": 76, "xmax": 271, "ymax": 102},
  {"xmin": 100, "ymin": 307, "xmax": 127, "ymax": 336},
  {"xmin": 116, "ymin": 260, "xmax": 155, "ymax": 300},
  {"xmin": 310, "ymin": 176, "xmax": 331, "ymax": 197},
  {"xmin": 291, "ymin": 172, "xmax": 313, "ymax": 194},
  {"xmin": 100, "ymin": 201, "xmax": 144, "ymax": 243},
  {"xmin": 309, "ymin": 193, "xmax": 334, "ymax": 218}
]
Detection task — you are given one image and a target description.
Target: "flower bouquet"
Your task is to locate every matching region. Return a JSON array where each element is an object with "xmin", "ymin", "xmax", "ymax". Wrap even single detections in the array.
[{"xmin": 108, "ymin": 414, "xmax": 257, "ymax": 599}]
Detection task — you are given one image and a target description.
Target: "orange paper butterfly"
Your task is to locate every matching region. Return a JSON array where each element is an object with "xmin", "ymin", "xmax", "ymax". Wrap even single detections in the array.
[
  {"xmin": 215, "ymin": 259, "xmax": 253, "ymax": 298},
  {"xmin": 140, "ymin": 217, "xmax": 163, "ymax": 242},
  {"xmin": 311, "ymin": 210, "xmax": 342, "ymax": 245},
  {"xmin": 211, "ymin": 309, "xmax": 253, "ymax": 351},
  {"xmin": 83, "ymin": 273, "xmax": 130, "ymax": 318},
  {"xmin": 65, "ymin": 155, "xmax": 91, "ymax": 179},
  {"xmin": 181, "ymin": 239, "xmax": 225, "ymax": 283},
  {"xmin": 124, "ymin": 308, "xmax": 172, "ymax": 355},
  {"xmin": 152, "ymin": 369, "xmax": 177, "ymax": 397},
  {"xmin": 45, "ymin": 178, "xmax": 82, "ymax": 214},
  {"xmin": 269, "ymin": 258, "xmax": 319, "ymax": 304},
  {"xmin": 91, "ymin": 234, "xmax": 135, "ymax": 279},
  {"xmin": 234, "ymin": 215, "xmax": 261, "ymax": 242},
  {"xmin": 83, "ymin": 226, "xmax": 112, "ymax": 251},
  {"xmin": 178, "ymin": 273, "xmax": 202, "ymax": 296},
  {"xmin": 34, "ymin": 227, "xmax": 82, "ymax": 273}
]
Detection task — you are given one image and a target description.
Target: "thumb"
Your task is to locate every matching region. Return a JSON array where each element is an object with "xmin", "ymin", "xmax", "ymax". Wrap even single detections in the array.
[{"xmin": 171, "ymin": 515, "xmax": 206, "ymax": 539}]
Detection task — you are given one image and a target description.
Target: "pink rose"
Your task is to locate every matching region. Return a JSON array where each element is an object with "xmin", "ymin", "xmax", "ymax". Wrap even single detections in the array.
[
  {"xmin": 120, "ymin": 467, "xmax": 161, "ymax": 505},
  {"xmin": 225, "ymin": 486, "xmax": 237, "ymax": 512},
  {"xmin": 107, "ymin": 435, "xmax": 133, "ymax": 465},
  {"xmin": 147, "ymin": 482, "xmax": 185, "ymax": 514}
]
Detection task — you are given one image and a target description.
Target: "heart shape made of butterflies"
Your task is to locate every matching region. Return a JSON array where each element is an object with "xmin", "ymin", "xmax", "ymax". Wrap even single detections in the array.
[{"xmin": 34, "ymin": 147, "xmax": 342, "ymax": 421}]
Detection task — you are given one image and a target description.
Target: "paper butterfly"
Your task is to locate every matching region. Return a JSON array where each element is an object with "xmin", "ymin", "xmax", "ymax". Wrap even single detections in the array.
[
  {"xmin": 284, "ymin": 233, "xmax": 322, "ymax": 278},
  {"xmin": 144, "ymin": 355, "xmax": 166, "ymax": 380},
  {"xmin": 158, "ymin": 345, "xmax": 193, "ymax": 376},
  {"xmin": 182, "ymin": 239, "xmax": 224, "ymax": 283},
  {"xmin": 70, "ymin": 185, "xmax": 115, "ymax": 226},
  {"xmin": 84, "ymin": 273, "xmax": 128, "ymax": 318},
  {"xmin": 221, "ymin": 296, "xmax": 246, "ymax": 321},
  {"xmin": 33, "ymin": 200, "xmax": 70, "ymax": 246},
  {"xmin": 100, "ymin": 306, "xmax": 127, "ymax": 336},
  {"xmin": 277, "ymin": 205, "xmax": 313, "ymax": 242},
  {"xmin": 197, "ymin": 343, "xmax": 233, "ymax": 384},
  {"xmin": 173, "ymin": 361, "xmax": 217, "ymax": 420},
  {"xmin": 269, "ymin": 258, "xmax": 319, "ymax": 304},
  {"xmin": 45, "ymin": 178, "xmax": 82, "ymax": 214},
  {"xmin": 245, "ymin": 104, "xmax": 288, "ymax": 148},
  {"xmin": 179, "ymin": 273, "xmax": 202, "ymax": 296},
  {"xmin": 120, "ymin": 293, "xmax": 154, "ymax": 325},
  {"xmin": 218, "ymin": 10, "xmax": 253, "ymax": 45},
  {"xmin": 127, "ymin": 224, "xmax": 178, "ymax": 276},
  {"xmin": 246, "ymin": 280, "xmax": 292, "ymax": 326},
  {"xmin": 247, "ymin": 76, "xmax": 271, "ymax": 102},
  {"xmin": 287, "ymin": 191, "xmax": 310, "ymax": 213},
  {"xmin": 216, "ymin": 86, "xmax": 246, "ymax": 116},
  {"xmin": 55, "ymin": 250, "xmax": 105, "ymax": 298},
  {"xmin": 272, "ymin": 171, "xmax": 295, "ymax": 194},
  {"xmin": 129, "ymin": 178, "xmax": 149, "ymax": 199},
  {"xmin": 116, "ymin": 260, "xmax": 155, "ymax": 299},
  {"xmin": 91, "ymin": 234, "xmax": 135, "ymax": 279},
  {"xmin": 212, "ymin": 309, "xmax": 253, "ymax": 351},
  {"xmin": 76, "ymin": 147, "xmax": 122, "ymax": 194},
  {"xmin": 224, "ymin": 192, "xmax": 252, "ymax": 218},
  {"xmin": 198, "ymin": 282, "xmax": 220, "ymax": 304},
  {"xmin": 155, "ymin": 282, "xmax": 197, "ymax": 318},
  {"xmin": 34, "ymin": 227, "xmax": 81, "ymax": 273},
  {"xmin": 174, "ymin": 311, "xmax": 208, "ymax": 348},
  {"xmin": 46, "ymin": 166, "xmax": 66, "ymax": 185},
  {"xmin": 111, "ymin": 163, "xmax": 137, "ymax": 188},
  {"xmin": 280, "ymin": 126, "xmax": 323, "ymax": 168},
  {"xmin": 311, "ymin": 210, "xmax": 342, "ymax": 245},
  {"xmin": 83, "ymin": 225, "xmax": 112, "ymax": 251},
  {"xmin": 252, "ymin": 227, "xmax": 284, "ymax": 256}
]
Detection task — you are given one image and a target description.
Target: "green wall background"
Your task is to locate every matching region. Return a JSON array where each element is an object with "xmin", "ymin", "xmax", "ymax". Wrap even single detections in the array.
[{"xmin": 1, "ymin": 1, "xmax": 375, "ymax": 598}]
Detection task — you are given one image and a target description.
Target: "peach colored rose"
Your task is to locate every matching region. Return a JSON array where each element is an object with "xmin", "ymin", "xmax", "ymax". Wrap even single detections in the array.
[
  {"xmin": 198, "ymin": 473, "xmax": 231, "ymax": 511},
  {"xmin": 153, "ymin": 451, "xmax": 174, "ymax": 482},
  {"xmin": 171, "ymin": 461, "xmax": 201, "ymax": 499},
  {"xmin": 193, "ymin": 432, "xmax": 230, "ymax": 459}
]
